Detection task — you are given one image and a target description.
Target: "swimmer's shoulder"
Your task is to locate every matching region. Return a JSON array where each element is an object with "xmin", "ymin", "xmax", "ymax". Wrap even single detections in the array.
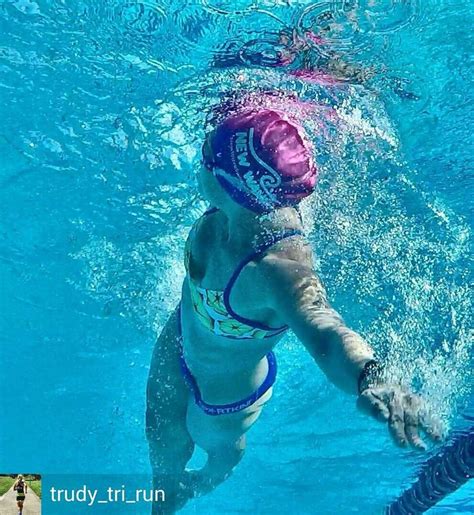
[
  {"xmin": 260, "ymin": 232, "xmax": 314, "ymax": 269},
  {"xmin": 250, "ymin": 234, "xmax": 316, "ymax": 296}
]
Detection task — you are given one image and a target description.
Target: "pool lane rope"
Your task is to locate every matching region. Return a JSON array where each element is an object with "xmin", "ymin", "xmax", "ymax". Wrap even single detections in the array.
[{"xmin": 386, "ymin": 426, "xmax": 473, "ymax": 514}]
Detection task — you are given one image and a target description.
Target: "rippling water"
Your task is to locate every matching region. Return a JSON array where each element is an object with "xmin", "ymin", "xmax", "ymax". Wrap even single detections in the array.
[{"xmin": 1, "ymin": 1, "xmax": 472, "ymax": 513}]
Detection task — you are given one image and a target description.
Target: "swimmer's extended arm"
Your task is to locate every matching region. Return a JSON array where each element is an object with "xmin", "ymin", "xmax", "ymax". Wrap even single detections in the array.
[
  {"xmin": 265, "ymin": 258, "xmax": 374, "ymax": 395},
  {"xmin": 264, "ymin": 258, "xmax": 444, "ymax": 449}
]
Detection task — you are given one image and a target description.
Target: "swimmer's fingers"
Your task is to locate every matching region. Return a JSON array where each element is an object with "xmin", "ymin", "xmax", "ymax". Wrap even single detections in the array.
[
  {"xmin": 418, "ymin": 407, "xmax": 445, "ymax": 443},
  {"xmin": 403, "ymin": 395, "xmax": 427, "ymax": 450},
  {"xmin": 402, "ymin": 392, "xmax": 444, "ymax": 444},
  {"xmin": 386, "ymin": 393, "xmax": 410, "ymax": 448},
  {"xmin": 357, "ymin": 390, "xmax": 390, "ymax": 422}
]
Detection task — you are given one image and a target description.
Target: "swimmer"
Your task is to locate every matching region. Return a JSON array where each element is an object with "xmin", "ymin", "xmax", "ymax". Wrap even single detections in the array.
[
  {"xmin": 146, "ymin": 107, "xmax": 443, "ymax": 513},
  {"xmin": 212, "ymin": 20, "xmax": 418, "ymax": 97},
  {"xmin": 212, "ymin": 18, "xmax": 375, "ymax": 85}
]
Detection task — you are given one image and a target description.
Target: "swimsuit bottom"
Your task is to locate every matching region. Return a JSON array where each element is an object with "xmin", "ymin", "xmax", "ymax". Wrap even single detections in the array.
[{"xmin": 177, "ymin": 303, "xmax": 277, "ymax": 416}]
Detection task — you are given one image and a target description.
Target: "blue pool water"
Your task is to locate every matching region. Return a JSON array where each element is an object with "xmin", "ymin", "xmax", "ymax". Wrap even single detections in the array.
[{"xmin": 0, "ymin": 1, "xmax": 472, "ymax": 514}]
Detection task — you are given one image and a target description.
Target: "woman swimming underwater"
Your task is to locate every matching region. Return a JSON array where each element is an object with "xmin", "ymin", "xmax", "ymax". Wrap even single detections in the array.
[
  {"xmin": 145, "ymin": 91, "xmax": 443, "ymax": 513},
  {"xmin": 145, "ymin": 18, "xmax": 433, "ymax": 514}
]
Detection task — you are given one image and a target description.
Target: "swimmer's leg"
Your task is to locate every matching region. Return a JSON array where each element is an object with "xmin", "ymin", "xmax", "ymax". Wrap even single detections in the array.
[
  {"xmin": 187, "ymin": 435, "xmax": 246, "ymax": 496},
  {"xmin": 185, "ymin": 388, "xmax": 272, "ymax": 498},
  {"xmin": 146, "ymin": 306, "xmax": 194, "ymax": 514}
]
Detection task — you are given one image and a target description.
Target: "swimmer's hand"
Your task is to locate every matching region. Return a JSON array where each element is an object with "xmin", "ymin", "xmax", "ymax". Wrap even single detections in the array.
[{"xmin": 357, "ymin": 384, "xmax": 444, "ymax": 450}]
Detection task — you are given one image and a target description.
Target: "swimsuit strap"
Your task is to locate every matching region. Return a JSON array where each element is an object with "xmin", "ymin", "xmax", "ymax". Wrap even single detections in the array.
[{"xmin": 223, "ymin": 228, "xmax": 304, "ymax": 332}]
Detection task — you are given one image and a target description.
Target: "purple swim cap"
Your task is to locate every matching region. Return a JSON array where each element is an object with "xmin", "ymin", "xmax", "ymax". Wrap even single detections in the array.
[{"xmin": 202, "ymin": 109, "xmax": 317, "ymax": 213}]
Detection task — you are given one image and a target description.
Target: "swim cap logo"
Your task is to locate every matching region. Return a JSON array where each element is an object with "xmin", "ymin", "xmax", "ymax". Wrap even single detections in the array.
[
  {"xmin": 235, "ymin": 132, "xmax": 250, "ymax": 167},
  {"xmin": 228, "ymin": 127, "xmax": 282, "ymax": 210},
  {"xmin": 233, "ymin": 131, "xmax": 270, "ymax": 204}
]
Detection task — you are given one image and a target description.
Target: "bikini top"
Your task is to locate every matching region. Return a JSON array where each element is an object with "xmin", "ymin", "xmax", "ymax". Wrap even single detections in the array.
[{"xmin": 184, "ymin": 207, "xmax": 303, "ymax": 340}]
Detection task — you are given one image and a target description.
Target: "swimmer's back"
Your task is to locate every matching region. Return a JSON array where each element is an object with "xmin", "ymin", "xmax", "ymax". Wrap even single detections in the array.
[{"xmin": 184, "ymin": 208, "xmax": 314, "ymax": 334}]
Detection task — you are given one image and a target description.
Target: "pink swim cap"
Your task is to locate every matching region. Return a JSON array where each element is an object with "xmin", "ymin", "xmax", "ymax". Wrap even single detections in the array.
[{"xmin": 202, "ymin": 109, "xmax": 317, "ymax": 213}]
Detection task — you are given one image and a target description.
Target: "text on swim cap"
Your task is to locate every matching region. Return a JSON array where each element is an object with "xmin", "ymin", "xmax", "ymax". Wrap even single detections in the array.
[
  {"xmin": 228, "ymin": 128, "xmax": 282, "ymax": 209},
  {"xmin": 235, "ymin": 132, "xmax": 251, "ymax": 167}
]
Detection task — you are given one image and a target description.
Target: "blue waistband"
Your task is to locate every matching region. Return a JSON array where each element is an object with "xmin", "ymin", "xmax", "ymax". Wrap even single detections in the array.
[{"xmin": 177, "ymin": 304, "xmax": 277, "ymax": 416}]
